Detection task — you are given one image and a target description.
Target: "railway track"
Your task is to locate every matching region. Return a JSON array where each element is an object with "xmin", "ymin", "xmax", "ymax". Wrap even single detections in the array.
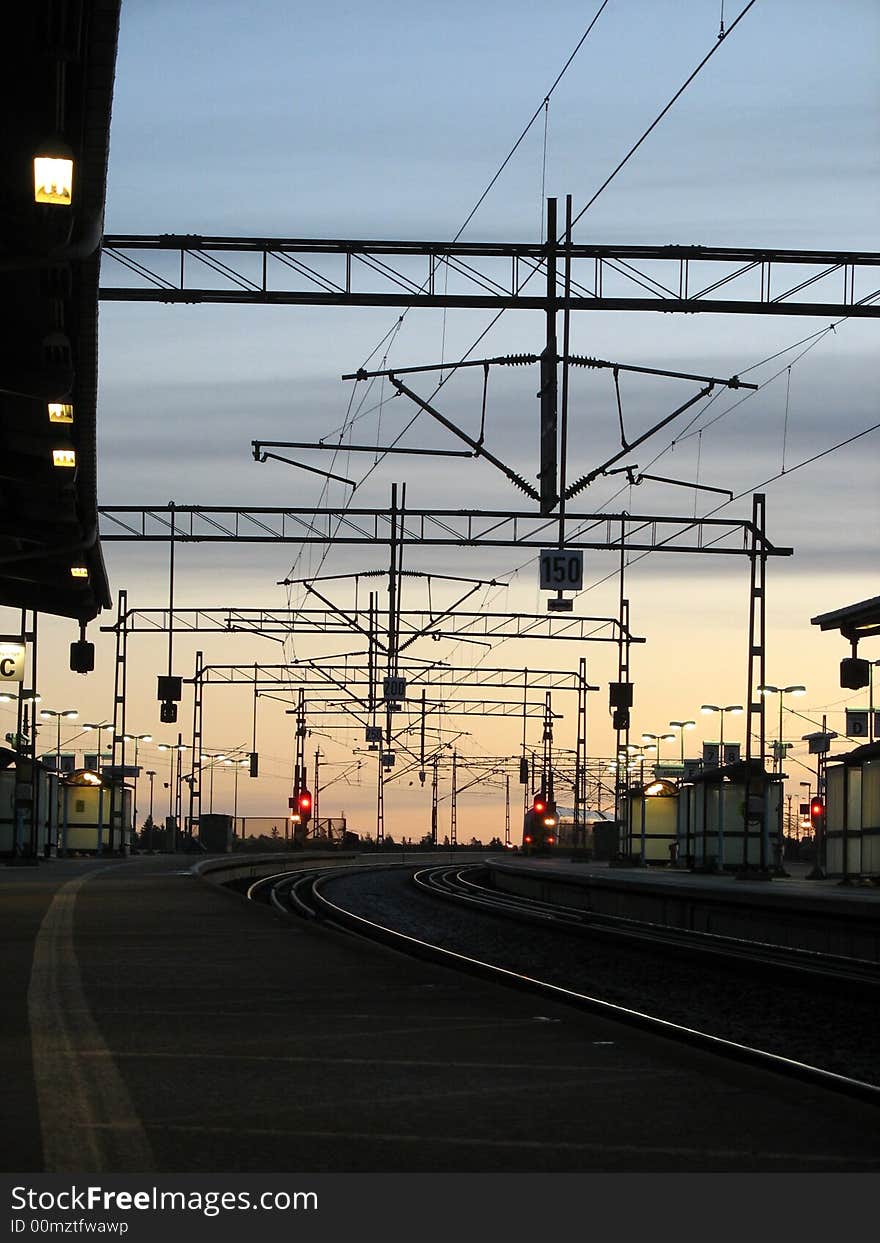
[
  {"xmin": 414, "ymin": 863, "xmax": 880, "ymax": 990},
  {"xmin": 242, "ymin": 861, "xmax": 880, "ymax": 1105}
]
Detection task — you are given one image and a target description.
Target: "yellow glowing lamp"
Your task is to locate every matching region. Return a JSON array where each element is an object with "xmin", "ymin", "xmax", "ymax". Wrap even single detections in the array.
[
  {"xmin": 34, "ymin": 144, "xmax": 74, "ymax": 206},
  {"xmin": 48, "ymin": 402, "xmax": 74, "ymax": 424},
  {"xmin": 52, "ymin": 448, "xmax": 76, "ymax": 468},
  {"xmin": 70, "ymin": 566, "xmax": 89, "ymax": 579}
]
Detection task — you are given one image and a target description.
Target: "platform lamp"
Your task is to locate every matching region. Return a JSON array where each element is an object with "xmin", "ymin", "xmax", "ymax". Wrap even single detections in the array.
[
  {"xmin": 82, "ymin": 721, "xmax": 112, "ymax": 771},
  {"xmin": 146, "ymin": 770, "xmax": 157, "ymax": 851},
  {"xmin": 641, "ymin": 731, "xmax": 676, "ymax": 769},
  {"xmin": 34, "ymin": 139, "xmax": 75, "ymax": 206},
  {"xmin": 668, "ymin": 720, "xmax": 696, "ymax": 764},
  {"xmin": 203, "ymin": 754, "xmax": 227, "ymax": 814},
  {"xmin": 699, "ymin": 704, "xmax": 744, "ymax": 764},
  {"xmin": 798, "ymin": 781, "xmax": 813, "ymax": 840},
  {"xmin": 224, "ymin": 756, "xmax": 250, "ymax": 832},
  {"xmin": 157, "ymin": 741, "xmax": 188, "ymax": 823},
  {"xmin": 38, "ymin": 707, "xmax": 78, "ymax": 770},
  {"xmin": 757, "ymin": 685, "xmax": 806, "ymax": 773},
  {"xmin": 123, "ymin": 734, "xmax": 152, "ymax": 839},
  {"xmin": 700, "ymin": 705, "xmax": 743, "ymax": 868}
]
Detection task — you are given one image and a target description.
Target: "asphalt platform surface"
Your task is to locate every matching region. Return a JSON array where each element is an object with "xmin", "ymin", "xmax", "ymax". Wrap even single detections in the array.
[{"xmin": 3, "ymin": 853, "xmax": 879, "ymax": 1174}]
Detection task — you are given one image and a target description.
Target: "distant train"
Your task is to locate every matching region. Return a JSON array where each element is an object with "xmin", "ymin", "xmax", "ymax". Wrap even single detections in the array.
[{"xmin": 521, "ymin": 794, "xmax": 558, "ymax": 854}]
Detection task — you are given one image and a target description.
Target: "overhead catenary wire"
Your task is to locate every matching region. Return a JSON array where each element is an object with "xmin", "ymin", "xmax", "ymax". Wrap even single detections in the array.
[
  {"xmin": 351, "ymin": 0, "xmax": 762, "ymax": 503},
  {"xmin": 566, "ymin": 0, "xmax": 760, "ymax": 236},
  {"xmin": 280, "ymin": 2, "xmax": 614, "ymax": 588},
  {"xmin": 447, "ymin": 304, "xmax": 879, "ymax": 653},
  {"xmin": 285, "ymin": 0, "xmax": 762, "ymax": 609}
]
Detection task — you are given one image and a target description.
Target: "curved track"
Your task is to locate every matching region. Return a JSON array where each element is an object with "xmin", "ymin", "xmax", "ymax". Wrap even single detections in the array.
[
  {"xmin": 244, "ymin": 862, "xmax": 880, "ymax": 1106},
  {"xmin": 415, "ymin": 863, "xmax": 880, "ymax": 989}
]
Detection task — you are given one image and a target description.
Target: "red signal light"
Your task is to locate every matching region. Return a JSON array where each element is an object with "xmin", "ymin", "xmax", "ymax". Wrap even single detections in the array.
[
  {"xmin": 524, "ymin": 834, "xmax": 532, "ymax": 844},
  {"xmin": 533, "ymin": 799, "xmax": 546, "ymax": 814},
  {"xmin": 297, "ymin": 789, "xmax": 313, "ymax": 820}
]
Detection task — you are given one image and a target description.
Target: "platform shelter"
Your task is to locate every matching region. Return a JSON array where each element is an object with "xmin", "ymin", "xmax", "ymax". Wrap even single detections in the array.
[{"xmin": 824, "ymin": 741, "xmax": 880, "ymax": 879}]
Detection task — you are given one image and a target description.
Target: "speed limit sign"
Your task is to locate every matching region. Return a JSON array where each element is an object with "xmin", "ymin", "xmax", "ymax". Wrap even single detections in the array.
[{"xmin": 539, "ymin": 549, "xmax": 583, "ymax": 591}]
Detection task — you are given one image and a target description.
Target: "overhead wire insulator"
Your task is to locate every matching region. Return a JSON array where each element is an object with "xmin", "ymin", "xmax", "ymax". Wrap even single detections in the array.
[{"xmin": 498, "ymin": 353, "xmax": 538, "ymax": 366}]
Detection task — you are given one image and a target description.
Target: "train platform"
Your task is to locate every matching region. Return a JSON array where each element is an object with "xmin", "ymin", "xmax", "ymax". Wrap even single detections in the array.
[
  {"xmin": 2, "ymin": 851, "xmax": 879, "ymax": 1174},
  {"xmin": 487, "ymin": 857, "xmax": 880, "ymax": 959}
]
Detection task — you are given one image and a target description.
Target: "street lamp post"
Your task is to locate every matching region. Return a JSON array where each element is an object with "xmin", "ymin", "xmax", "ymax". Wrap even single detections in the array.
[
  {"xmin": 123, "ymin": 734, "xmax": 152, "ymax": 844},
  {"xmin": 668, "ymin": 720, "xmax": 696, "ymax": 764},
  {"xmin": 39, "ymin": 707, "xmax": 79, "ymax": 771},
  {"xmin": 146, "ymin": 770, "xmax": 156, "ymax": 850},
  {"xmin": 626, "ymin": 743, "xmax": 653, "ymax": 864},
  {"xmin": 758, "ymin": 684, "xmax": 807, "ymax": 774},
  {"xmin": 157, "ymin": 741, "xmax": 187, "ymax": 848},
  {"xmin": 700, "ymin": 704, "xmax": 744, "ymax": 868},
  {"xmin": 224, "ymin": 757, "xmax": 249, "ymax": 835},
  {"xmin": 82, "ymin": 722, "xmax": 112, "ymax": 770},
  {"xmin": 641, "ymin": 731, "xmax": 676, "ymax": 770},
  {"xmin": 38, "ymin": 708, "xmax": 77, "ymax": 854}
]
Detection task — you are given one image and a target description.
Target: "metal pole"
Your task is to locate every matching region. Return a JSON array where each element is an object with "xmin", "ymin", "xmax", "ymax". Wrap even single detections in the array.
[
  {"xmin": 505, "ymin": 773, "xmax": 510, "ymax": 848},
  {"xmin": 451, "ymin": 749, "xmax": 458, "ymax": 848},
  {"xmin": 539, "ymin": 196, "xmax": 558, "ymax": 515},
  {"xmin": 717, "ymin": 712, "xmax": 726, "ymax": 868},
  {"xmin": 314, "ymin": 748, "xmax": 321, "ymax": 828},
  {"xmin": 147, "ymin": 770, "xmax": 155, "ymax": 851},
  {"xmin": 29, "ymin": 611, "xmax": 39, "ymax": 857},
  {"xmin": 233, "ymin": 762, "xmax": 240, "ymax": 834},
  {"xmin": 133, "ymin": 738, "xmax": 139, "ymax": 841},
  {"xmin": 431, "ymin": 754, "xmax": 438, "ymax": 847}
]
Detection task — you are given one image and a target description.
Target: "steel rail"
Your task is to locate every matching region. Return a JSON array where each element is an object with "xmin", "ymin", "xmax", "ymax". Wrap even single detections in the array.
[
  {"xmin": 288, "ymin": 866, "xmax": 880, "ymax": 1105},
  {"xmin": 414, "ymin": 865, "xmax": 880, "ymax": 989}
]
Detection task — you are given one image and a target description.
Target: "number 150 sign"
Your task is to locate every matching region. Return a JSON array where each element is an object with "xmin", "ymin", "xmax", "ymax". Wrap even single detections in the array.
[{"xmin": 539, "ymin": 549, "xmax": 583, "ymax": 592}]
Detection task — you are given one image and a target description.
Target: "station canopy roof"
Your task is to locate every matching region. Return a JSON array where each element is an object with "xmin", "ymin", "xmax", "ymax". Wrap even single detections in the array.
[
  {"xmin": 0, "ymin": 2, "xmax": 120, "ymax": 622},
  {"xmin": 811, "ymin": 595, "xmax": 880, "ymax": 644}
]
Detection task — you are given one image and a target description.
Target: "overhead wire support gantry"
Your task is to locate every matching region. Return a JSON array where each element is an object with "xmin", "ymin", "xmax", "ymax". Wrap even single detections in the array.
[
  {"xmin": 100, "ymin": 235, "xmax": 880, "ymax": 318},
  {"xmin": 96, "ymin": 502, "xmax": 793, "ymax": 558}
]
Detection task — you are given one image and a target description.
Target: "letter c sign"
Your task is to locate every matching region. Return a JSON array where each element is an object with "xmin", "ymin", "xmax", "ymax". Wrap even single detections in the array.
[{"xmin": 0, "ymin": 642, "xmax": 25, "ymax": 683}]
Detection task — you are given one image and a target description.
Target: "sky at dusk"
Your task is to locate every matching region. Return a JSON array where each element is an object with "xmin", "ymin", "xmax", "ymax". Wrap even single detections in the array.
[{"xmin": 5, "ymin": 0, "xmax": 878, "ymax": 839}]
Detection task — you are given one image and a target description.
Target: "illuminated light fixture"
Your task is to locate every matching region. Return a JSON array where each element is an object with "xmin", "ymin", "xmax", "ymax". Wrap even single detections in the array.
[
  {"xmin": 52, "ymin": 448, "xmax": 76, "ymax": 468},
  {"xmin": 82, "ymin": 771, "xmax": 101, "ymax": 785},
  {"xmin": 70, "ymin": 566, "xmax": 88, "ymax": 579},
  {"xmin": 645, "ymin": 782, "xmax": 666, "ymax": 796},
  {"xmin": 48, "ymin": 402, "xmax": 74, "ymax": 424},
  {"xmin": 34, "ymin": 141, "xmax": 74, "ymax": 205}
]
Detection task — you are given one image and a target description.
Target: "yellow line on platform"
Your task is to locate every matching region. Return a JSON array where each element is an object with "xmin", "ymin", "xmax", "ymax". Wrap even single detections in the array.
[{"xmin": 27, "ymin": 868, "xmax": 155, "ymax": 1173}]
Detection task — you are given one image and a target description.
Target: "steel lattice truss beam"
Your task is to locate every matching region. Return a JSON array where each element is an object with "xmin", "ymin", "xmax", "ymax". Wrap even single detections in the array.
[
  {"xmin": 97, "ymin": 505, "xmax": 792, "ymax": 556},
  {"xmin": 100, "ymin": 235, "xmax": 880, "ymax": 318},
  {"xmin": 200, "ymin": 662, "xmax": 593, "ymax": 694},
  {"xmin": 262, "ymin": 699, "xmax": 554, "ymax": 719},
  {"xmin": 105, "ymin": 606, "xmax": 641, "ymax": 644},
  {"xmin": 199, "ymin": 663, "xmax": 593, "ymax": 722}
]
